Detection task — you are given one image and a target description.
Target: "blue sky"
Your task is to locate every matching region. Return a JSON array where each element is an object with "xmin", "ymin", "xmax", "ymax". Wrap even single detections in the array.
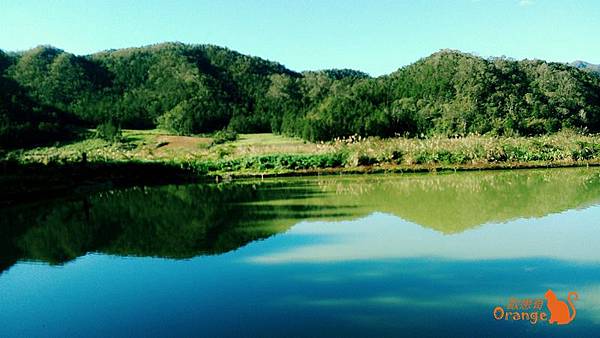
[{"xmin": 1, "ymin": 0, "xmax": 599, "ymax": 75}]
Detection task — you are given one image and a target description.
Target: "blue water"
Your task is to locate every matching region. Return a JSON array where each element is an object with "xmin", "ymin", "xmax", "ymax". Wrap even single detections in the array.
[{"xmin": 1, "ymin": 170, "xmax": 600, "ymax": 337}]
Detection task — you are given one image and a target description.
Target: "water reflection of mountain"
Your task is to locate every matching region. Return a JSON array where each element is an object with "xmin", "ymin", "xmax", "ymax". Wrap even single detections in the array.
[
  {"xmin": 312, "ymin": 168, "xmax": 600, "ymax": 233},
  {"xmin": 0, "ymin": 182, "xmax": 342, "ymax": 269},
  {"xmin": 1, "ymin": 168, "xmax": 600, "ymax": 273}
]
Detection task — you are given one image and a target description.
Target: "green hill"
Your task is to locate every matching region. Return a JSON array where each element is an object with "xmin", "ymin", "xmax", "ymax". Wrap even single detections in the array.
[{"xmin": 2, "ymin": 44, "xmax": 600, "ymax": 147}]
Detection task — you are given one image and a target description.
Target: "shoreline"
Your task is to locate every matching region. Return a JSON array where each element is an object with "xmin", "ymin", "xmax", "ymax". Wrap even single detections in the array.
[
  {"xmin": 2, "ymin": 158, "xmax": 600, "ymax": 207},
  {"xmin": 5, "ymin": 130, "xmax": 600, "ymax": 206},
  {"xmin": 225, "ymin": 159, "xmax": 600, "ymax": 178}
]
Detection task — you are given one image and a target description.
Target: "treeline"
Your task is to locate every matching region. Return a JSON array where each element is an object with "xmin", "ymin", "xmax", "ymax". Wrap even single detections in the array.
[{"xmin": 2, "ymin": 43, "xmax": 600, "ymax": 148}]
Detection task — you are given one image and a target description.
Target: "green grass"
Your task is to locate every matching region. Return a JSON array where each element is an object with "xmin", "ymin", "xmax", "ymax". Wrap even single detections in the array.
[
  {"xmin": 232, "ymin": 133, "xmax": 307, "ymax": 146},
  {"xmin": 4, "ymin": 129, "xmax": 600, "ymax": 177}
]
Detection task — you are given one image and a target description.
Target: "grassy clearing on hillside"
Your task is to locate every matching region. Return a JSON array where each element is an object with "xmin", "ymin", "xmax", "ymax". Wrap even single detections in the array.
[
  {"xmin": 4, "ymin": 129, "xmax": 600, "ymax": 176},
  {"xmin": 230, "ymin": 133, "xmax": 326, "ymax": 157}
]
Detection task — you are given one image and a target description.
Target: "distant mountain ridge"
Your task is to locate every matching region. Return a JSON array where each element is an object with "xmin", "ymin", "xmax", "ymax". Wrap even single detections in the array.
[
  {"xmin": 571, "ymin": 60, "xmax": 600, "ymax": 75},
  {"xmin": 2, "ymin": 43, "xmax": 600, "ymax": 148}
]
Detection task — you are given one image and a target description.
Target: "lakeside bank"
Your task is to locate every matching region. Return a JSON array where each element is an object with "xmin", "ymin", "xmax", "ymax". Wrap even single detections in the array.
[{"xmin": 3, "ymin": 130, "xmax": 600, "ymax": 206}]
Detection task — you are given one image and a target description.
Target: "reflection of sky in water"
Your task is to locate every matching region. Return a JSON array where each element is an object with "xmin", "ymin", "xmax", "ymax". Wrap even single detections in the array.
[
  {"xmin": 2, "ymin": 205, "xmax": 600, "ymax": 337},
  {"xmin": 247, "ymin": 205, "xmax": 600, "ymax": 263}
]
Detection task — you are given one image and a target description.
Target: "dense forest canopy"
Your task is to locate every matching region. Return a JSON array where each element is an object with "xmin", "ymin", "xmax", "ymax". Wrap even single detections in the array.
[{"xmin": 1, "ymin": 42, "xmax": 600, "ymax": 147}]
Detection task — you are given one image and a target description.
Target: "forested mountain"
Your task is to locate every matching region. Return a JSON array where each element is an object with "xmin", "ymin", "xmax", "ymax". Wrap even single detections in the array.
[
  {"xmin": 2, "ymin": 43, "xmax": 600, "ymax": 148},
  {"xmin": 0, "ymin": 49, "xmax": 76, "ymax": 147},
  {"xmin": 387, "ymin": 52, "xmax": 600, "ymax": 137}
]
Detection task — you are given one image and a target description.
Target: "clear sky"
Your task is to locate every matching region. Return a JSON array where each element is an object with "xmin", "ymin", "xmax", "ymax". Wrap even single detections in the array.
[{"xmin": 1, "ymin": 0, "xmax": 599, "ymax": 75}]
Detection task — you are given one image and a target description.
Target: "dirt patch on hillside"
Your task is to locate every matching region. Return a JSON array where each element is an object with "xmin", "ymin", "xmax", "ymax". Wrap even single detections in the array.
[{"xmin": 154, "ymin": 135, "xmax": 212, "ymax": 152}]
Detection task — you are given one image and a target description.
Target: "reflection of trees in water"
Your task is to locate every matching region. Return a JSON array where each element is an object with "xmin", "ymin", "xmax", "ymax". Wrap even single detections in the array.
[
  {"xmin": 317, "ymin": 169, "xmax": 600, "ymax": 195},
  {"xmin": 312, "ymin": 168, "xmax": 600, "ymax": 233},
  {"xmin": 2, "ymin": 168, "xmax": 600, "ymax": 273},
  {"xmin": 0, "ymin": 181, "xmax": 344, "ymax": 272}
]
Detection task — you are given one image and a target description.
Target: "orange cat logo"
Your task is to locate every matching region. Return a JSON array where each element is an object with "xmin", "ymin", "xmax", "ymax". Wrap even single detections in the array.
[{"xmin": 545, "ymin": 289, "xmax": 578, "ymax": 325}]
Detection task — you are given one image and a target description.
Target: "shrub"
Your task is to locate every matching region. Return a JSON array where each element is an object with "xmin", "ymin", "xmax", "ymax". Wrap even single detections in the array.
[
  {"xmin": 95, "ymin": 121, "xmax": 122, "ymax": 142},
  {"xmin": 212, "ymin": 130, "xmax": 238, "ymax": 144}
]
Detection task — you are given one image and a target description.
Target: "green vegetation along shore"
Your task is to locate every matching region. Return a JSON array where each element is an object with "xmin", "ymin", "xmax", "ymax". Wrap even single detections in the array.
[
  {"xmin": 3, "ymin": 129, "xmax": 600, "ymax": 206},
  {"xmin": 7, "ymin": 129, "xmax": 600, "ymax": 172}
]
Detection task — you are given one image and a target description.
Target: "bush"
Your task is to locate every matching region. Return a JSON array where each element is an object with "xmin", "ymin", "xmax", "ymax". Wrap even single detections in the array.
[
  {"xmin": 157, "ymin": 103, "xmax": 195, "ymax": 135},
  {"xmin": 95, "ymin": 121, "xmax": 122, "ymax": 142},
  {"xmin": 212, "ymin": 130, "xmax": 238, "ymax": 144}
]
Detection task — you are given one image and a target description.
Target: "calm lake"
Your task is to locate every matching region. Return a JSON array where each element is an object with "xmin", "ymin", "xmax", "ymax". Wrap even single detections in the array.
[{"xmin": 1, "ymin": 168, "xmax": 600, "ymax": 337}]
